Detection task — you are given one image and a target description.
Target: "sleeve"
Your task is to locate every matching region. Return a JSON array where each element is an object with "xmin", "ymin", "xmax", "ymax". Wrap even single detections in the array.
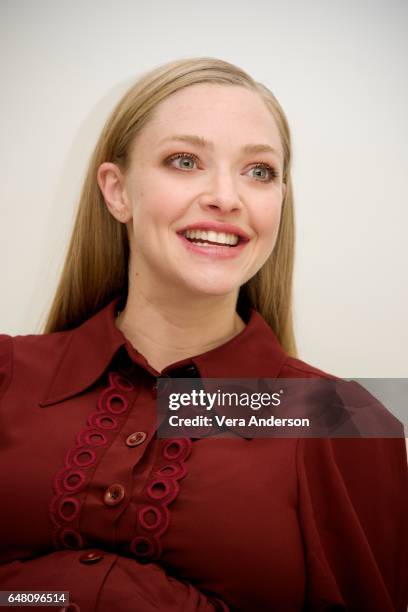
[
  {"xmin": 0, "ymin": 550, "xmax": 230, "ymax": 612},
  {"xmin": 0, "ymin": 334, "xmax": 12, "ymax": 402},
  {"xmin": 297, "ymin": 436, "xmax": 408, "ymax": 611}
]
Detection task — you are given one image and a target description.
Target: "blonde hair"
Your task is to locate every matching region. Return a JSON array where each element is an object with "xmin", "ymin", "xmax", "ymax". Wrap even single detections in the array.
[{"xmin": 43, "ymin": 57, "xmax": 297, "ymax": 357}]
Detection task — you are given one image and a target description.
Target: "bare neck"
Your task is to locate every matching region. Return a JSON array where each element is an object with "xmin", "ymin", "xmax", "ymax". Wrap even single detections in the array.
[{"xmin": 115, "ymin": 287, "xmax": 246, "ymax": 374}]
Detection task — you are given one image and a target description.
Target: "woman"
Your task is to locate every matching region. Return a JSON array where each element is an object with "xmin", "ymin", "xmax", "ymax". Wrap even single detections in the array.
[{"xmin": 0, "ymin": 57, "xmax": 407, "ymax": 611}]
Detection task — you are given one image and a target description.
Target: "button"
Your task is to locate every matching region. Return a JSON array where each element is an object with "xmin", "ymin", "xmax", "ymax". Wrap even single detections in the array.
[
  {"xmin": 126, "ymin": 431, "xmax": 147, "ymax": 447},
  {"xmin": 103, "ymin": 483, "xmax": 125, "ymax": 506},
  {"xmin": 182, "ymin": 364, "xmax": 199, "ymax": 377},
  {"xmin": 79, "ymin": 550, "xmax": 104, "ymax": 564}
]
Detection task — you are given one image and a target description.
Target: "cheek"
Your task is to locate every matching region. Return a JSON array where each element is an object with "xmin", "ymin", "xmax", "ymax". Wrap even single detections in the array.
[
  {"xmin": 133, "ymin": 180, "xmax": 185, "ymax": 221},
  {"xmin": 127, "ymin": 173, "xmax": 166, "ymax": 218},
  {"xmin": 256, "ymin": 198, "xmax": 283, "ymax": 243},
  {"xmin": 131, "ymin": 195, "xmax": 163, "ymax": 226},
  {"xmin": 130, "ymin": 192, "xmax": 184, "ymax": 248}
]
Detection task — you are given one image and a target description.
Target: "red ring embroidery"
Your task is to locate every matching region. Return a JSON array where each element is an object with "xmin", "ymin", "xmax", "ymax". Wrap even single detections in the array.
[
  {"xmin": 105, "ymin": 393, "xmax": 129, "ymax": 415},
  {"xmin": 130, "ymin": 536, "xmax": 158, "ymax": 559},
  {"xmin": 79, "ymin": 429, "xmax": 108, "ymax": 447},
  {"xmin": 60, "ymin": 528, "xmax": 84, "ymax": 550},
  {"xmin": 156, "ymin": 463, "xmax": 186, "ymax": 478},
  {"xmin": 58, "ymin": 497, "xmax": 80, "ymax": 521},
  {"xmin": 70, "ymin": 448, "xmax": 97, "ymax": 467},
  {"xmin": 138, "ymin": 505, "xmax": 164, "ymax": 531},
  {"xmin": 92, "ymin": 414, "xmax": 118, "ymax": 430},
  {"xmin": 162, "ymin": 439, "xmax": 184, "ymax": 460},
  {"xmin": 147, "ymin": 478, "xmax": 173, "ymax": 500},
  {"xmin": 130, "ymin": 437, "xmax": 192, "ymax": 562},
  {"xmin": 49, "ymin": 371, "xmax": 135, "ymax": 550},
  {"xmin": 62, "ymin": 470, "xmax": 85, "ymax": 493},
  {"xmin": 114, "ymin": 375, "xmax": 136, "ymax": 391}
]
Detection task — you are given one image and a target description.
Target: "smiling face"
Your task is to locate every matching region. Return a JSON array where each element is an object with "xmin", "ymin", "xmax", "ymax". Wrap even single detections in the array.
[{"xmin": 102, "ymin": 83, "xmax": 286, "ymax": 303}]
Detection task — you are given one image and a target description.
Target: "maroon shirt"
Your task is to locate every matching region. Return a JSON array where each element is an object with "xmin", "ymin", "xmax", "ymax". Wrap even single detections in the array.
[{"xmin": 0, "ymin": 296, "xmax": 407, "ymax": 611}]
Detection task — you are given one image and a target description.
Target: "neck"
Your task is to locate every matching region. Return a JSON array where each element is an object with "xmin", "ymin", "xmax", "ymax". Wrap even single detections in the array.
[{"xmin": 115, "ymin": 285, "xmax": 246, "ymax": 374}]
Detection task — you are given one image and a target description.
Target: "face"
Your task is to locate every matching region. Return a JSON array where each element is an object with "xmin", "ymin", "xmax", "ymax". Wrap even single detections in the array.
[{"xmin": 100, "ymin": 84, "xmax": 286, "ymax": 301}]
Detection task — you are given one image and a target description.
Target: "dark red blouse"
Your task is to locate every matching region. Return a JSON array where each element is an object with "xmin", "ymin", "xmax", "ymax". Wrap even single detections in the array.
[{"xmin": 0, "ymin": 296, "xmax": 407, "ymax": 611}]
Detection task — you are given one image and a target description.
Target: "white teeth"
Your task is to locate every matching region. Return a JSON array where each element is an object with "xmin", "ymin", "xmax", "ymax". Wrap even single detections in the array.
[{"xmin": 184, "ymin": 229, "xmax": 239, "ymax": 246}]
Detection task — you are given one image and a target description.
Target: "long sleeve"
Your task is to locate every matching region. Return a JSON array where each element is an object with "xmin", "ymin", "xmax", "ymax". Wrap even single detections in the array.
[
  {"xmin": 0, "ymin": 550, "xmax": 229, "ymax": 611},
  {"xmin": 2, "ymin": 302, "xmax": 407, "ymax": 611},
  {"xmin": 297, "ymin": 436, "xmax": 408, "ymax": 611}
]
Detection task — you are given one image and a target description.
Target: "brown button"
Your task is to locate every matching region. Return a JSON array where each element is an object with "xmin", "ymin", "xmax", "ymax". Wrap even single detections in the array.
[
  {"xmin": 103, "ymin": 483, "xmax": 125, "ymax": 506},
  {"xmin": 126, "ymin": 431, "xmax": 147, "ymax": 447},
  {"xmin": 79, "ymin": 550, "xmax": 104, "ymax": 564}
]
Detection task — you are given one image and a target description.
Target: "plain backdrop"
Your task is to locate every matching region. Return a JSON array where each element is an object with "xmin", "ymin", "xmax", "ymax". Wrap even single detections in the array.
[{"xmin": 0, "ymin": 0, "xmax": 407, "ymax": 377}]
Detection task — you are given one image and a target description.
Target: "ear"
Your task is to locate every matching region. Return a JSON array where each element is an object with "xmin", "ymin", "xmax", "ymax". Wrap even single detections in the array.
[{"xmin": 97, "ymin": 162, "xmax": 132, "ymax": 223}]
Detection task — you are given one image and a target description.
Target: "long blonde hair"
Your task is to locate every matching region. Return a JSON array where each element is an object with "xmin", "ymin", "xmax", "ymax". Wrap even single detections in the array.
[{"xmin": 43, "ymin": 57, "xmax": 297, "ymax": 357}]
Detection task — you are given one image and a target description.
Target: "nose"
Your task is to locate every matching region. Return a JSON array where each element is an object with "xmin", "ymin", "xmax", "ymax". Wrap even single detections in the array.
[{"xmin": 198, "ymin": 170, "xmax": 243, "ymax": 214}]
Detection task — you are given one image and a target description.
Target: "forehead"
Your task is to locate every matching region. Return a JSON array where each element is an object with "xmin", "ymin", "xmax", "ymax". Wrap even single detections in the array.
[{"xmin": 133, "ymin": 84, "xmax": 283, "ymax": 159}]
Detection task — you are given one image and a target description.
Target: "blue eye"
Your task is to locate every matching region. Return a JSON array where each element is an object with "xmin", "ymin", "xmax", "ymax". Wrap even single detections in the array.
[
  {"xmin": 165, "ymin": 152, "xmax": 279, "ymax": 182},
  {"xmin": 166, "ymin": 152, "xmax": 199, "ymax": 169},
  {"xmin": 249, "ymin": 163, "xmax": 279, "ymax": 182}
]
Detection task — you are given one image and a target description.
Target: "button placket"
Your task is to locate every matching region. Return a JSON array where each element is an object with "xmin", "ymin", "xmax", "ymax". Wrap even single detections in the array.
[
  {"xmin": 50, "ymin": 371, "xmax": 136, "ymax": 550},
  {"xmin": 88, "ymin": 383, "xmax": 159, "ymax": 548}
]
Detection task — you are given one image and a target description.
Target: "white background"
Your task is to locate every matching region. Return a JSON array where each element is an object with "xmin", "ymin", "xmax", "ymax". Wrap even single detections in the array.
[{"xmin": 0, "ymin": 0, "xmax": 407, "ymax": 377}]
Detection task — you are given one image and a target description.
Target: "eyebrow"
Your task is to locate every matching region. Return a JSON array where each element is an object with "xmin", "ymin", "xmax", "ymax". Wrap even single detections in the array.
[{"xmin": 159, "ymin": 134, "xmax": 281, "ymax": 159}]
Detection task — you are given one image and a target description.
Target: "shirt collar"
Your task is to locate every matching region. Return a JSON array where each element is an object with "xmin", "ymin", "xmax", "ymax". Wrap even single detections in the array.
[{"xmin": 40, "ymin": 295, "xmax": 288, "ymax": 407}]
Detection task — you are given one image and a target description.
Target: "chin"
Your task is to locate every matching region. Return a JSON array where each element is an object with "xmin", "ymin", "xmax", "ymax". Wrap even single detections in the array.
[
  {"xmin": 168, "ymin": 268, "xmax": 245, "ymax": 299},
  {"xmin": 185, "ymin": 280, "xmax": 241, "ymax": 298}
]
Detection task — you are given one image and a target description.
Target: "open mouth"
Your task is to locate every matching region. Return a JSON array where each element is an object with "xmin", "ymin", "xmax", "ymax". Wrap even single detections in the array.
[{"xmin": 180, "ymin": 229, "xmax": 244, "ymax": 248}]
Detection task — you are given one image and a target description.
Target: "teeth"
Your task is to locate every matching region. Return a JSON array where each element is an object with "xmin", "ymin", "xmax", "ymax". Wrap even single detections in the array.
[{"xmin": 184, "ymin": 229, "xmax": 239, "ymax": 246}]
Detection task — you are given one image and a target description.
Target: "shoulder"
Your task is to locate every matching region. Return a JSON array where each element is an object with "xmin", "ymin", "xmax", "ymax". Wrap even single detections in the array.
[
  {"xmin": 279, "ymin": 354, "xmax": 339, "ymax": 380},
  {"xmin": 281, "ymin": 355, "xmax": 405, "ymax": 439},
  {"xmin": 0, "ymin": 330, "xmax": 73, "ymax": 401},
  {"xmin": 1, "ymin": 329, "xmax": 73, "ymax": 360}
]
